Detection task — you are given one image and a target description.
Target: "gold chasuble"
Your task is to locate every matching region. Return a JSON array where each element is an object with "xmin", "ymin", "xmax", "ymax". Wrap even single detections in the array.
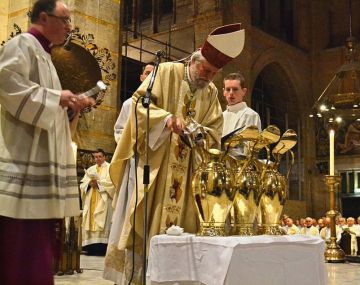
[
  {"xmin": 89, "ymin": 166, "xmax": 102, "ymax": 231},
  {"xmin": 104, "ymin": 62, "xmax": 223, "ymax": 284}
]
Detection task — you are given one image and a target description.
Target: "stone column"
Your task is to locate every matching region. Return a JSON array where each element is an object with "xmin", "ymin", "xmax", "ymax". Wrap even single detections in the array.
[
  {"xmin": 0, "ymin": 0, "xmax": 32, "ymax": 42},
  {"xmin": 0, "ymin": 0, "xmax": 9, "ymax": 42},
  {"xmin": 66, "ymin": 0, "xmax": 121, "ymax": 153}
]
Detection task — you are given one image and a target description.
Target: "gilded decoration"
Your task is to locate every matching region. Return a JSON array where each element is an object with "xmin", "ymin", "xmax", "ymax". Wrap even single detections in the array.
[
  {"xmin": 192, "ymin": 126, "xmax": 298, "ymax": 236},
  {"xmin": 175, "ymin": 138, "xmax": 188, "ymax": 161},
  {"xmin": 169, "ymin": 175, "xmax": 183, "ymax": 203},
  {"xmin": 51, "ymin": 27, "xmax": 116, "ymax": 112},
  {"xmin": 0, "ymin": 23, "xmax": 21, "ymax": 46},
  {"xmin": 1, "ymin": 25, "xmax": 116, "ymax": 114}
]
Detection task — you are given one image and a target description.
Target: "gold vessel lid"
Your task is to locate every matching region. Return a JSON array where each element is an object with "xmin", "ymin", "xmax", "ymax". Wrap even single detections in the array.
[{"xmin": 51, "ymin": 42, "xmax": 102, "ymax": 94}]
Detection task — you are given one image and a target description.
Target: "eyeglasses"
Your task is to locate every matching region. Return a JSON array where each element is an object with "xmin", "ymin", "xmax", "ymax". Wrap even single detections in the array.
[{"xmin": 47, "ymin": 14, "xmax": 71, "ymax": 25}]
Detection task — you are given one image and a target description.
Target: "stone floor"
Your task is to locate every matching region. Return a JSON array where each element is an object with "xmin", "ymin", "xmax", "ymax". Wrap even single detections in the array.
[
  {"xmin": 54, "ymin": 255, "xmax": 112, "ymax": 285},
  {"xmin": 54, "ymin": 255, "xmax": 360, "ymax": 285},
  {"xmin": 327, "ymin": 262, "xmax": 360, "ymax": 285}
]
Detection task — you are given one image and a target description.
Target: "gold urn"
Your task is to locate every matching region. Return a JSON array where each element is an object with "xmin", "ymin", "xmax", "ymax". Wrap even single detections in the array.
[
  {"xmin": 257, "ymin": 168, "xmax": 287, "ymax": 235},
  {"xmin": 222, "ymin": 125, "xmax": 281, "ymax": 236},
  {"xmin": 257, "ymin": 129, "xmax": 298, "ymax": 235},
  {"xmin": 232, "ymin": 160, "xmax": 261, "ymax": 235},
  {"xmin": 192, "ymin": 149, "xmax": 235, "ymax": 236}
]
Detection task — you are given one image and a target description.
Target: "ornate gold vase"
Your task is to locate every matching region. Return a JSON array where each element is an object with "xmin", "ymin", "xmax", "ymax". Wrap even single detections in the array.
[
  {"xmin": 192, "ymin": 149, "xmax": 235, "ymax": 236},
  {"xmin": 257, "ymin": 129, "xmax": 297, "ymax": 235},
  {"xmin": 222, "ymin": 125, "xmax": 281, "ymax": 236},
  {"xmin": 232, "ymin": 160, "xmax": 261, "ymax": 235},
  {"xmin": 257, "ymin": 169, "xmax": 287, "ymax": 235}
]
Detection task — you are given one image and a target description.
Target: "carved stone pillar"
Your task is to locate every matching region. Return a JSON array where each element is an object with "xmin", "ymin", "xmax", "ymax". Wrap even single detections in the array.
[
  {"xmin": 0, "ymin": 0, "xmax": 10, "ymax": 41},
  {"xmin": 0, "ymin": 0, "xmax": 32, "ymax": 41},
  {"xmin": 66, "ymin": 0, "xmax": 121, "ymax": 153}
]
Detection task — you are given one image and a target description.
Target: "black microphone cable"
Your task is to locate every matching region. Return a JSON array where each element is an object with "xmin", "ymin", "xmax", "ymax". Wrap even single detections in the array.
[{"xmin": 128, "ymin": 96, "xmax": 141, "ymax": 285}]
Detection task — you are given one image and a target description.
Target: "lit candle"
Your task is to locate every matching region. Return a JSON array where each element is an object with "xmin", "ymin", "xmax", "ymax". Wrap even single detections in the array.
[
  {"xmin": 329, "ymin": 129, "xmax": 335, "ymax": 175},
  {"xmin": 71, "ymin": 142, "xmax": 78, "ymax": 164}
]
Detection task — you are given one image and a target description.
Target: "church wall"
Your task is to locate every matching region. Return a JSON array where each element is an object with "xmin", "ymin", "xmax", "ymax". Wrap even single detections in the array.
[
  {"xmin": 292, "ymin": 0, "xmax": 311, "ymax": 51},
  {"xmin": 308, "ymin": 0, "xmax": 360, "ymax": 219},
  {"xmin": 283, "ymin": 200, "xmax": 307, "ymax": 221},
  {"xmin": 246, "ymin": 30, "xmax": 312, "ymax": 219},
  {"xmin": 64, "ymin": 0, "xmax": 121, "ymax": 154},
  {"xmin": 0, "ymin": 0, "xmax": 9, "ymax": 42},
  {"xmin": 0, "ymin": 1, "xmax": 32, "ymax": 41}
]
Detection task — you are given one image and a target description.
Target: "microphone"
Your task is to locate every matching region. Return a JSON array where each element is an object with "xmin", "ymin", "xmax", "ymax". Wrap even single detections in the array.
[
  {"xmin": 156, "ymin": 50, "xmax": 165, "ymax": 57},
  {"xmin": 142, "ymin": 50, "xmax": 164, "ymax": 108}
]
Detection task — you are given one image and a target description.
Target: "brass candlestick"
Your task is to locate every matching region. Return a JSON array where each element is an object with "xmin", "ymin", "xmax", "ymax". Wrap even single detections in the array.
[{"xmin": 324, "ymin": 175, "xmax": 345, "ymax": 263}]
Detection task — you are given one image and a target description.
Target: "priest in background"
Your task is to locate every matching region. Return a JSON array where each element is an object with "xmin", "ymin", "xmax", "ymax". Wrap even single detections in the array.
[
  {"xmin": 320, "ymin": 217, "xmax": 342, "ymax": 243},
  {"xmin": 285, "ymin": 217, "xmax": 300, "ymax": 235},
  {"xmin": 301, "ymin": 217, "xmax": 320, "ymax": 236},
  {"xmin": 80, "ymin": 148, "xmax": 114, "ymax": 255}
]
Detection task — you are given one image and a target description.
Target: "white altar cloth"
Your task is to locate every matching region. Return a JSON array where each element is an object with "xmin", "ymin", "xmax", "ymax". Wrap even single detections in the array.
[{"xmin": 147, "ymin": 234, "xmax": 327, "ymax": 285}]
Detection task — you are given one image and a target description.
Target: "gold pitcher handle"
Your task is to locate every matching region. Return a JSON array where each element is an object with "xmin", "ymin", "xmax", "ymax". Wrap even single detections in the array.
[
  {"xmin": 265, "ymin": 145, "xmax": 271, "ymax": 166},
  {"xmin": 286, "ymin": 150, "xmax": 295, "ymax": 180}
]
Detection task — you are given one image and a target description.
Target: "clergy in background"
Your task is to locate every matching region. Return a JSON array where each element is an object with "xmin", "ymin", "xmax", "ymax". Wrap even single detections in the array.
[
  {"xmin": 320, "ymin": 217, "xmax": 342, "ymax": 243},
  {"xmin": 301, "ymin": 217, "xmax": 320, "ymax": 236},
  {"xmin": 80, "ymin": 148, "xmax": 114, "ymax": 255}
]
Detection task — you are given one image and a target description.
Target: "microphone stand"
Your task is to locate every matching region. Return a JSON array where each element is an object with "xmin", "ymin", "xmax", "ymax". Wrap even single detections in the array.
[{"xmin": 141, "ymin": 50, "xmax": 163, "ymax": 285}]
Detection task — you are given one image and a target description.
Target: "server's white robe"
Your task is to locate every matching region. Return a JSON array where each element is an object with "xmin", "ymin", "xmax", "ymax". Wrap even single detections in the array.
[
  {"xmin": 222, "ymin": 102, "xmax": 261, "ymax": 137},
  {"xmin": 80, "ymin": 161, "xmax": 114, "ymax": 245},
  {"xmin": 0, "ymin": 33, "xmax": 79, "ymax": 219},
  {"xmin": 222, "ymin": 102, "xmax": 261, "ymax": 156}
]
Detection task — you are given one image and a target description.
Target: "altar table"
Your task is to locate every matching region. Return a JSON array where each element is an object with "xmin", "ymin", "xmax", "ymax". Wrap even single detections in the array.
[{"xmin": 147, "ymin": 234, "xmax": 327, "ymax": 285}]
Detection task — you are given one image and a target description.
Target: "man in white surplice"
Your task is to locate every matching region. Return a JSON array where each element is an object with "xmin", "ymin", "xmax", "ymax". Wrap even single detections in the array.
[
  {"xmin": 320, "ymin": 217, "xmax": 342, "ymax": 243},
  {"xmin": 109, "ymin": 63, "xmax": 154, "ymax": 237},
  {"xmin": 222, "ymin": 72, "xmax": 261, "ymax": 155},
  {"xmin": 80, "ymin": 148, "xmax": 114, "ymax": 255},
  {"xmin": 114, "ymin": 63, "xmax": 154, "ymax": 143},
  {"xmin": 0, "ymin": 0, "xmax": 94, "ymax": 283}
]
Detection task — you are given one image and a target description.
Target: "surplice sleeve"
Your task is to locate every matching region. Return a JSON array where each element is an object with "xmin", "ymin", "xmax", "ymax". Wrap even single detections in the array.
[{"xmin": 0, "ymin": 35, "xmax": 60, "ymax": 130}]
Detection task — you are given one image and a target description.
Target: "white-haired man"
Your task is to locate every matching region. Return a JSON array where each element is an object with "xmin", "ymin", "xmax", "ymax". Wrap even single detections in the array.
[
  {"xmin": 104, "ymin": 24, "xmax": 245, "ymax": 284},
  {"xmin": 301, "ymin": 217, "xmax": 320, "ymax": 237}
]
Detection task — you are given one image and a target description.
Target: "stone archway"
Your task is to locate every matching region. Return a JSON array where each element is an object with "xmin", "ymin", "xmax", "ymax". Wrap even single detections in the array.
[
  {"xmin": 252, "ymin": 62, "xmax": 302, "ymax": 203},
  {"xmin": 252, "ymin": 62, "xmax": 299, "ymax": 132}
]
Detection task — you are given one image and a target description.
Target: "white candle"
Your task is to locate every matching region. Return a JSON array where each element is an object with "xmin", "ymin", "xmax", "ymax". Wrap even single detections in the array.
[
  {"xmin": 329, "ymin": 129, "xmax": 335, "ymax": 175},
  {"xmin": 71, "ymin": 142, "xmax": 78, "ymax": 164}
]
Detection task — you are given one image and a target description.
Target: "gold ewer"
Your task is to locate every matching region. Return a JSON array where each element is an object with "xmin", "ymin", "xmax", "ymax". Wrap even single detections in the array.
[
  {"xmin": 224, "ymin": 126, "xmax": 262, "ymax": 236},
  {"xmin": 231, "ymin": 159, "xmax": 261, "ymax": 235},
  {"xmin": 231, "ymin": 125, "xmax": 281, "ymax": 235},
  {"xmin": 192, "ymin": 148, "xmax": 235, "ymax": 236},
  {"xmin": 257, "ymin": 129, "xmax": 297, "ymax": 235},
  {"xmin": 183, "ymin": 113, "xmax": 235, "ymax": 237}
]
